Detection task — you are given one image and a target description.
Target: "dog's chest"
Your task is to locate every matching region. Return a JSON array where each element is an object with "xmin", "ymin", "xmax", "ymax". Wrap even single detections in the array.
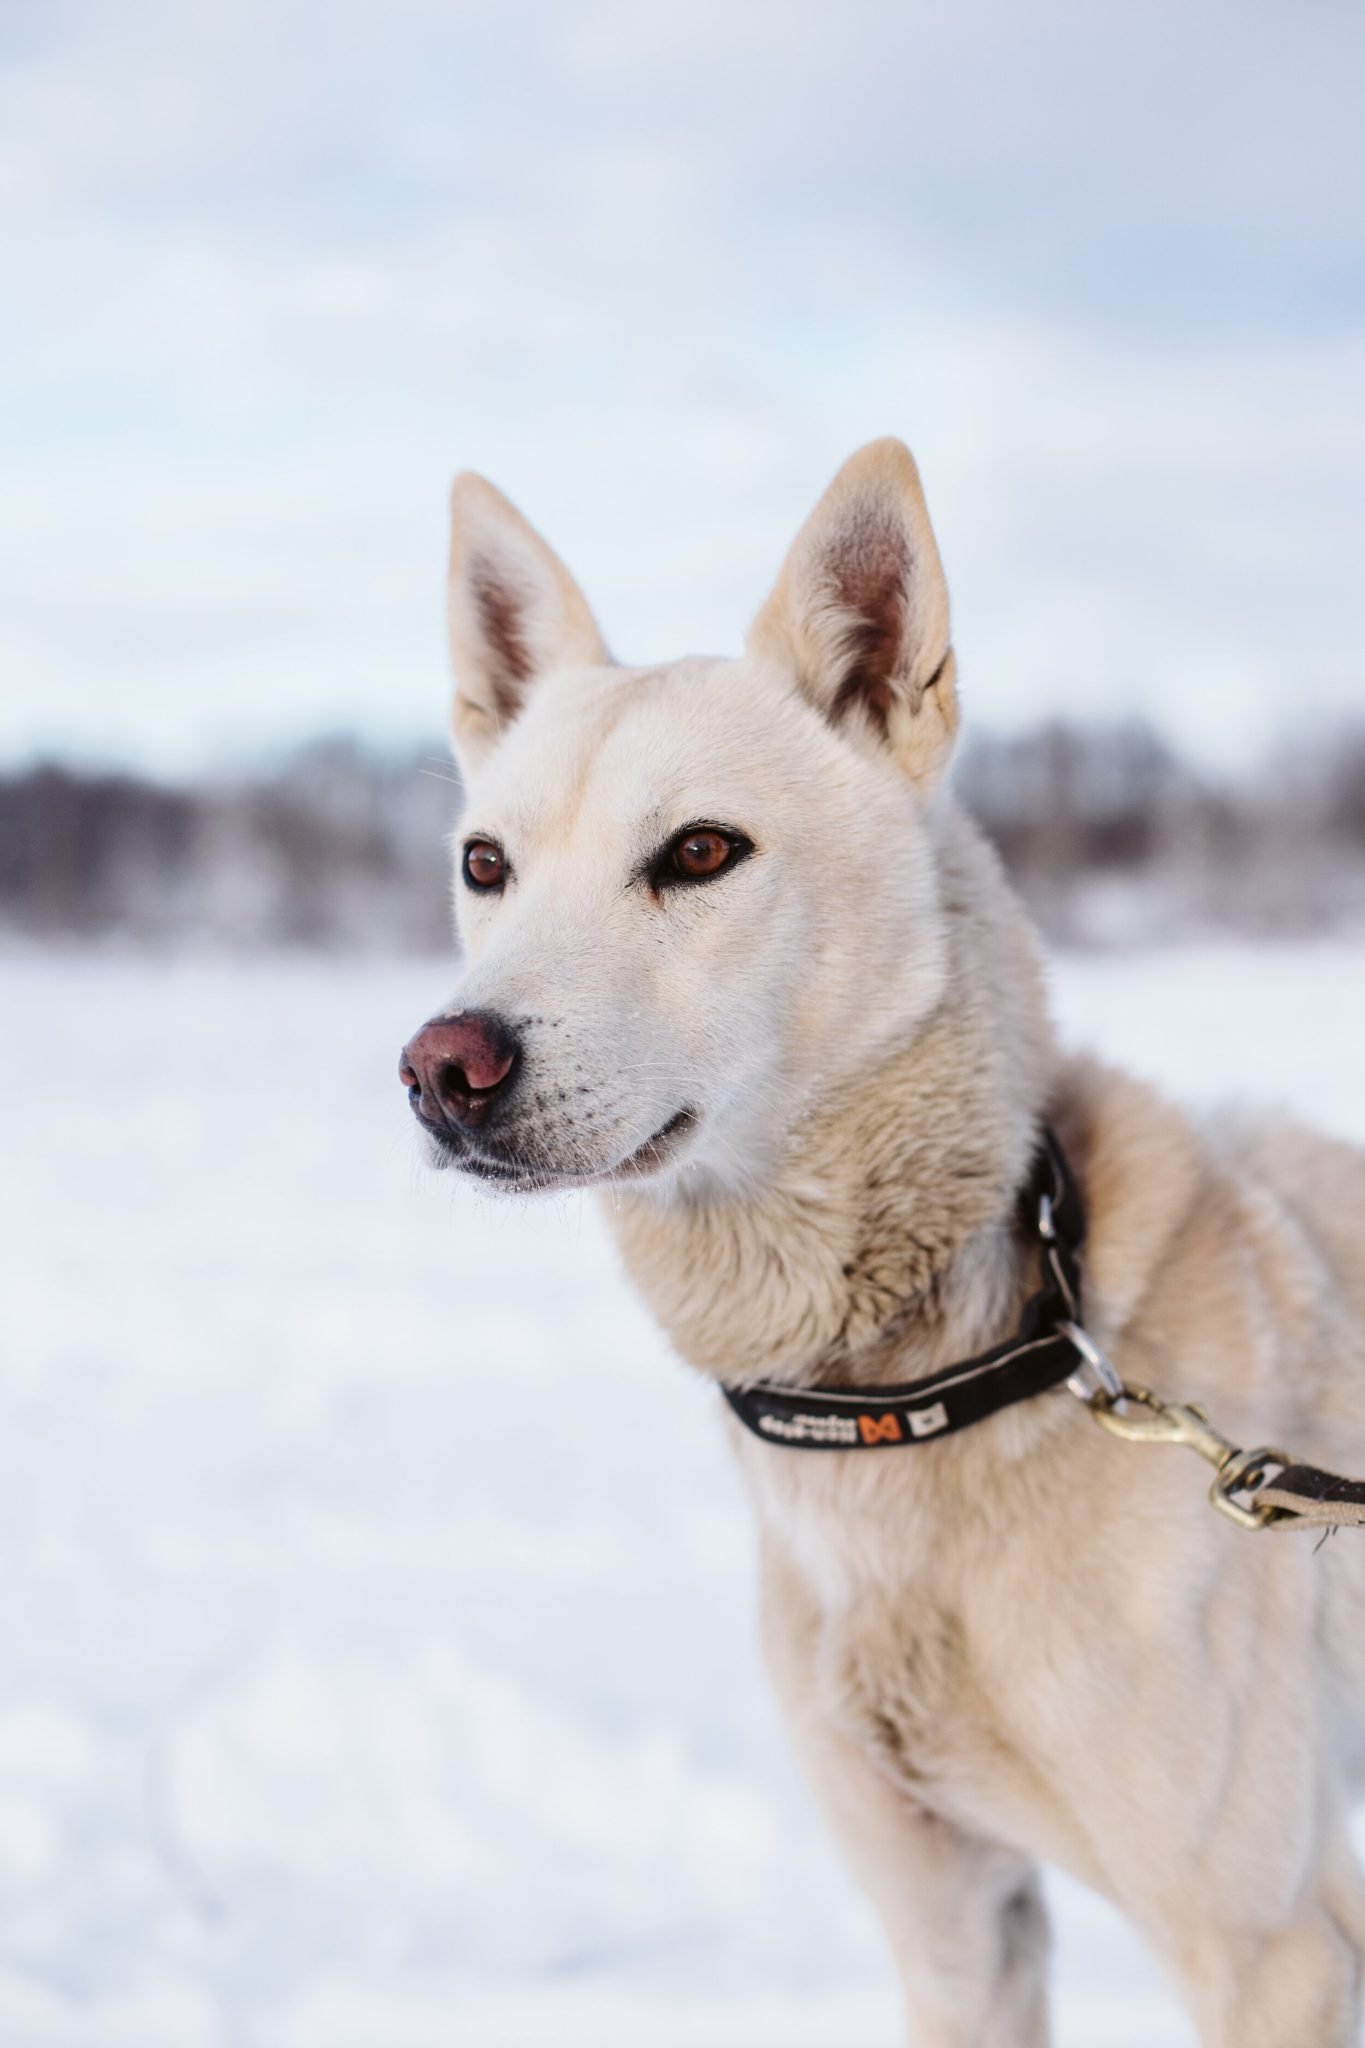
[
  {"xmin": 823, "ymin": 1586, "xmax": 975, "ymax": 1797},
  {"xmin": 744, "ymin": 1447, "xmax": 1026, "ymax": 1818}
]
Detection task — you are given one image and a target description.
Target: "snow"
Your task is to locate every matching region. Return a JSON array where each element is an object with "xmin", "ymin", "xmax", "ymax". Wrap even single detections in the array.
[{"xmin": 2, "ymin": 940, "xmax": 1364, "ymax": 2046}]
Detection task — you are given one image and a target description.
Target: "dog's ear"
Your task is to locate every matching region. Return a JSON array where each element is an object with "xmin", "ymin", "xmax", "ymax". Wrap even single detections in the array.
[
  {"xmin": 747, "ymin": 438, "xmax": 957, "ymax": 787},
  {"xmin": 447, "ymin": 474, "xmax": 609, "ymax": 769}
]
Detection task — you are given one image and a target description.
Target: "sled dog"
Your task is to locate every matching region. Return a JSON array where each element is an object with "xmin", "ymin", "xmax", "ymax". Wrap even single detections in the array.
[{"xmin": 401, "ymin": 439, "xmax": 1365, "ymax": 2045}]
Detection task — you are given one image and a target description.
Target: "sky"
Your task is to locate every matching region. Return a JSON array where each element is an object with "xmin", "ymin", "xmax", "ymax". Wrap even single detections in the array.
[{"xmin": 1, "ymin": 0, "xmax": 1363, "ymax": 774}]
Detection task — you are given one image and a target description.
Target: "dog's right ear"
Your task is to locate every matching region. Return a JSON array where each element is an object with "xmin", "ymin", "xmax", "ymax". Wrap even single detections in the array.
[
  {"xmin": 447, "ymin": 474, "xmax": 609, "ymax": 770},
  {"xmin": 747, "ymin": 438, "xmax": 957, "ymax": 789}
]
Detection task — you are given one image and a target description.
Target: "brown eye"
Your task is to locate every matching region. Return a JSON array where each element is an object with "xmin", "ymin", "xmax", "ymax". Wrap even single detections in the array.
[
  {"xmin": 673, "ymin": 831, "xmax": 732, "ymax": 878},
  {"xmin": 653, "ymin": 824, "xmax": 753, "ymax": 889},
  {"xmin": 462, "ymin": 839, "xmax": 506, "ymax": 890}
]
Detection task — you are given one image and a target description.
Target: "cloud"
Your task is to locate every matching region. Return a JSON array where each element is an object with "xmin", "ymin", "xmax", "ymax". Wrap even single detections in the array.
[{"xmin": 1, "ymin": 0, "xmax": 1362, "ymax": 768}]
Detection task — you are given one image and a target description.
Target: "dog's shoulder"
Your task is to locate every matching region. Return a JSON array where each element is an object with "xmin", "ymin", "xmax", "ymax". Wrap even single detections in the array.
[{"xmin": 1053, "ymin": 1052, "xmax": 1365, "ymax": 1433}]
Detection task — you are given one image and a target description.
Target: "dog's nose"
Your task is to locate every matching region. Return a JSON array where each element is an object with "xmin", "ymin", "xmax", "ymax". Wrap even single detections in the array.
[{"xmin": 399, "ymin": 1011, "xmax": 520, "ymax": 1129}]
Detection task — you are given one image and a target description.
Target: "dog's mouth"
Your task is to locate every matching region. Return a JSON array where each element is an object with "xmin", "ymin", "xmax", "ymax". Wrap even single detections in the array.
[
  {"xmin": 423, "ymin": 1107, "xmax": 697, "ymax": 1193},
  {"xmin": 611, "ymin": 1107, "xmax": 697, "ymax": 1180}
]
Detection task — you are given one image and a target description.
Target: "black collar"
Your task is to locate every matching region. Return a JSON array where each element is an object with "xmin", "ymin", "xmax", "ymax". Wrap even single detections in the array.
[{"xmin": 721, "ymin": 1129, "xmax": 1086, "ymax": 1452}]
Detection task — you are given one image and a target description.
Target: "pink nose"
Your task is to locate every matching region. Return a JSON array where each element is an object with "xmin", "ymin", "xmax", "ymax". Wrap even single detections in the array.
[{"xmin": 399, "ymin": 1011, "xmax": 520, "ymax": 1130}]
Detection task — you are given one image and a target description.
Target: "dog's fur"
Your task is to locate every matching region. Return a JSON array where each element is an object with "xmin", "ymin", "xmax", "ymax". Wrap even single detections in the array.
[{"xmin": 419, "ymin": 440, "xmax": 1365, "ymax": 2044}]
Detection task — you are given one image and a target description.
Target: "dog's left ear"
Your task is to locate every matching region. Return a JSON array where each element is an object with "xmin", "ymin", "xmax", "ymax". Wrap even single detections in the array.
[
  {"xmin": 747, "ymin": 438, "xmax": 957, "ymax": 788},
  {"xmin": 447, "ymin": 473, "xmax": 609, "ymax": 771}
]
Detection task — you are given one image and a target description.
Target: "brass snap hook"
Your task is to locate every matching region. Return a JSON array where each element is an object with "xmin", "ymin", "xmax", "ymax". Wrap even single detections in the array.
[{"xmin": 1210, "ymin": 1447, "xmax": 1294, "ymax": 1530}]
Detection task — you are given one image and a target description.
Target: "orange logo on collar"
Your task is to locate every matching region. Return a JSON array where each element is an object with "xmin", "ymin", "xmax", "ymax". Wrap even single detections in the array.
[{"xmin": 858, "ymin": 1412, "xmax": 903, "ymax": 1445}]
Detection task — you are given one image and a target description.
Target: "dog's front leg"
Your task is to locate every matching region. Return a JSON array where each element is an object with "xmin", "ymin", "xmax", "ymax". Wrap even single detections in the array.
[
  {"xmin": 762, "ymin": 1556, "xmax": 1050, "ymax": 2047},
  {"xmin": 782, "ymin": 1696, "xmax": 1050, "ymax": 2046},
  {"xmin": 1170, "ymin": 1825, "xmax": 1365, "ymax": 2048}
]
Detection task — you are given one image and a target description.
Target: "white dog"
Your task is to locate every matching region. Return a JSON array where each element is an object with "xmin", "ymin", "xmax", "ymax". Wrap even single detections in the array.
[{"xmin": 402, "ymin": 439, "xmax": 1365, "ymax": 2046}]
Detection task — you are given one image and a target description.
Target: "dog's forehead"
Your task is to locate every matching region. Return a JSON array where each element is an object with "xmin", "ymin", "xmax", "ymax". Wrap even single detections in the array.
[{"xmin": 465, "ymin": 656, "xmax": 830, "ymax": 844}]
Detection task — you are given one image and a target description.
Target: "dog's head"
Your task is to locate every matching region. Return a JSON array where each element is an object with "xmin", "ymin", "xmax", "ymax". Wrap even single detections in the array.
[{"xmin": 401, "ymin": 439, "xmax": 962, "ymax": 1197}]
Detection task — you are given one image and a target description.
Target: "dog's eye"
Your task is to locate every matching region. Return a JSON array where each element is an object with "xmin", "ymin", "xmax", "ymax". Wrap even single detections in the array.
[
  {"xmin": 674, "ymin": 831, "xmax": 732, "ymax": 878},
  {"xmin": 656, "ymin": 825, "xmax": 753, "ymax": 888},
  {"xmin": 462, "ymin": 839, "xmax": 506, "ymax": 891}
]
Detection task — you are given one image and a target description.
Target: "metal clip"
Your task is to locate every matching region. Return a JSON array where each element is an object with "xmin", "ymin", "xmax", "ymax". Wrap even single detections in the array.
[
  {"xmin": 1085, "ymin": 1380, "xmax": 1291, "ymax": 1530},
  {"xmin": 1088, "ymin": 1385, "xmax": 1232, "ymax": 1459},
  {"xmin": 1209, "ymin": 1446, "xmax": 1294, "ymax": 1530}
]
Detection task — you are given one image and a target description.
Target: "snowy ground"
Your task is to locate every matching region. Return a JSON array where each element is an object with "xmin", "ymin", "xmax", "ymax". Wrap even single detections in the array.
[{"xmin": 3, "ymin": 941, "xmax": 1365, "ymax": 2047}]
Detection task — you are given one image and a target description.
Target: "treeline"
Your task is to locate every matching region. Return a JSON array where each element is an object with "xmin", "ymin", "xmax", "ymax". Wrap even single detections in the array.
[
  {"xmin": 963, "ymin": 722, "xmax": 1365, "ymax": 943},
  {"xmin": 0, "ymin": 742, "xmax": 456, "ymax": 951},
  {"xmin": 2, "ymin": 724, "xmax": 1364, "ymax": 951}
]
